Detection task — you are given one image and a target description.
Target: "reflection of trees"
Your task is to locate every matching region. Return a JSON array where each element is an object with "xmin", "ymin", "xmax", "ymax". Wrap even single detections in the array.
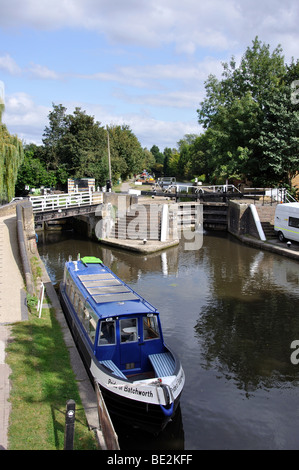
[{"xmin": 195, "ymin": 291, "xmax": 299, "ymax": 394}]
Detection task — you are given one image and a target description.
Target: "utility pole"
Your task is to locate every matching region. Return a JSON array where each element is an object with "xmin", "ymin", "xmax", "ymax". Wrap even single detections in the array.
[{"xmin": 107, "ymin": 126, "xmax": 112, "ymax": 182}]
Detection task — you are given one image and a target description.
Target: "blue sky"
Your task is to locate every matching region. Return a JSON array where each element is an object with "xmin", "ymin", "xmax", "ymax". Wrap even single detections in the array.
[{"xmin": 0, "ymin": 0, "xmax": 299, "ymax": 151}]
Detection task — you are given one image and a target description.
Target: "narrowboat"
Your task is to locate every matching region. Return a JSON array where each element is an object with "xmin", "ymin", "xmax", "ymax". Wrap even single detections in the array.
[{"xmin": 59, "ymin": 255, "xmax": 185, "ymax": 433}]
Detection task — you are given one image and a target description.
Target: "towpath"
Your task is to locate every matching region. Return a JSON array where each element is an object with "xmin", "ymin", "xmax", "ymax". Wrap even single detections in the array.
[{"xmin": 0, "ymin": 213, "xmax": 27, "ymax": 450}]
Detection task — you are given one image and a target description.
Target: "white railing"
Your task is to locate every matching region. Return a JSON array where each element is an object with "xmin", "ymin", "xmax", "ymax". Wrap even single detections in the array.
[
  {"xmin": 29, "ymin": 191, "xmax": 103, "ymax": 212},
  {"xmin": 247, "ymin": 188, "xmax": 297, "ymax": 204},
  {"xmin": 162, "ymin": 184, "xmax": 242, "ymax": 194}
]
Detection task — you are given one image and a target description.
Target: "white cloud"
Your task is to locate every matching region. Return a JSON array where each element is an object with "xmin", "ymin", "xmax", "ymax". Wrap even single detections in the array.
[
  {"xmin": 1, "ymin": 0, "xmax": 299, "ymax": 150},
  {"xmin": 113, "ymin": 89, "xmax": 204, "ymax": 110},
  {"xmin": 2, "ymin": 92, "xmax": 199, "ymax": 150},
  {"xmin": 28, "ymin": 63, "xmax": 61, "ymax": 80},
  {"xmin": 0, "ymin": 54, "xmax": 63, "ymax": 80},
  {"xmin": 3, "ymin": 92, "xmax": 50, "ymax": 143},
  {"xmin": 0, "ymin": 54, "xmax": 21, "ymax": 75},
  {"xmin": 1, "ymin": 1, "xmax": 299, "ymax": 59},
  {"xmin": 80, "ymin": 58, "xmax": 223, "ymax": 92},
  {"xmin": 0, "ymin": 0, "xmax": 258, "ymax": 53}
]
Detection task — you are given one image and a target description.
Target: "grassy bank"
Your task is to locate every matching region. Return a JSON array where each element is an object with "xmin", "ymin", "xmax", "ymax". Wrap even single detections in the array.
[{"xmin": 6, "ymin": 302, "xmax": 98, "ymax": 450}]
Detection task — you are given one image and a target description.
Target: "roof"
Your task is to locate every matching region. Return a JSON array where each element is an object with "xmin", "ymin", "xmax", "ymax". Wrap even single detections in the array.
[{"xmin": 66, "ymin": 256, "xmax": 158, "ymax": 319}]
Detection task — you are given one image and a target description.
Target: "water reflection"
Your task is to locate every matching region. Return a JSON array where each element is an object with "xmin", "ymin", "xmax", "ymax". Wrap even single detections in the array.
[
  {"xmin": 194, "ymin": 234, "xmax": 299, "ymax": 395},
  {"xmin": 195, "ymin": 292, "xmax": 299, "ymax": 395}
]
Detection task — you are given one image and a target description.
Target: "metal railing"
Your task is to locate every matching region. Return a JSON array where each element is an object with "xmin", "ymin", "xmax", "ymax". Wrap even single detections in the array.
[
  {"xmin": 161, "ymin": 183, "xmax": 242, "ymax": 194},
  {"xmin": 243, "ymin": 188, "xmax": 297, "ymax": 205},
  {"xmin": 29, "ymin": 191, "xmax": 103, "ymax": 212}
]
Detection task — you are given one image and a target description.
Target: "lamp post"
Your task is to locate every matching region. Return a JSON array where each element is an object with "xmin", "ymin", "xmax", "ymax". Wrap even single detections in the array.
[{"xmin": 107, "ymin": 126, "xmax": 112, "ymax": 190}]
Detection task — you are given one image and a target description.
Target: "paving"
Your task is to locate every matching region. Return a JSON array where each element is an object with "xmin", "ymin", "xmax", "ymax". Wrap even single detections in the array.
[{"xmin": 0, "ymin": 214, "xmax": 27, "ymax": 450}]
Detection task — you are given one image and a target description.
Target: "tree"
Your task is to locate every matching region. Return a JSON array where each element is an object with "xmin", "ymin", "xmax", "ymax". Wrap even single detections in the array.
[
  {"xmin": 42, "ymin": 104, "xmax": 68, "ymax": 170},
  {"xmin": 197, "ymin": 37, "xmax": 291, "ymax": 185},
  {"xmin": 0, "ymin": 106, "xmax": 23, "ymax": 202},
  {"xmin": 253, "ymin": 80, "xmax": 299, "ymax": 186},
  {"xmin": 163, "ymin": 147, "xmax": 172, "ymax": 176},
  {"xmin": 108, "ymin": 124, "xmax": 144, "ymax": 180},
  {"xmin": 141, "ymin": 148, "xmax": 156, "ymax": 172},
  {"xmin": 59, "ymin": 107, "xmax": 107, "ymax": 184},
  {"xmin": 150, "ymin": 145, "xmax": 164, "ymax": 164},
  {"xmin": 15, "ymin": 144, "xmax": 57, "ymax": 194}
]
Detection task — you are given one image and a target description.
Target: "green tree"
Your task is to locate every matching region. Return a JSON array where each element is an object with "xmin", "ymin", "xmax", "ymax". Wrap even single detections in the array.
[
  {"xmin": 150, "ymin": 145, "xmax": 164, "ymax": 164},
  {"xmin": 108, "ymin": 124, "xmax": 144, "ymax": 180},
  {"xmin": 0, "ymin": 109, "xmax": 23, "ymax": 202},
  {"xmin": 197, "ymin": 37, "xmax": 289, "ymax": 184},
  {"xmin": 168, "ymin": 150, "xmax": 180, "ymax": 176},
  {"xmin": 15, "ymin": 144, "xmax": 57, "ymax": 194},
  {"xmin": 252, "ymin": 78, "xmax": 299, "ymax": 186},
  {"xmin": 42, "ymin": 104, "xmax": 68, "ymax": 170},
  {"xmin": 141, "ymin": 148, "xmax": 156, "ymax": 173},
  {"xmin": 163, "ymin": 147, "xmax": 172, "ymax": 176},
  {"xmin": 59, "ymin": 107, "xmax": 107, "ymax": 184}
]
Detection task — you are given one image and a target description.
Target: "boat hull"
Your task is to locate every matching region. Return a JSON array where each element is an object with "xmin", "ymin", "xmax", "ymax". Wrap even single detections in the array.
[
  {"xmin": 99, "ymin": 383, "xmax": 181, "ymax": 434},
  {"xmin": 60, "ymin": 286, "xmax": 184, "ymax": 434}
]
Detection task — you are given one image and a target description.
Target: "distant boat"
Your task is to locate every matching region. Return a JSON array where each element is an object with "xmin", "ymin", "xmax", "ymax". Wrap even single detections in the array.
[{"xmin": 59, "ymin": 255, "xmax": 185, "ymax": 433}]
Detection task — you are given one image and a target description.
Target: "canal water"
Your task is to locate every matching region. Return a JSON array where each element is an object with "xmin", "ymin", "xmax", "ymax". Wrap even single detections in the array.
[{"xmin": 37, "ymin": 229, "xmax": 299, "ymax": 450}]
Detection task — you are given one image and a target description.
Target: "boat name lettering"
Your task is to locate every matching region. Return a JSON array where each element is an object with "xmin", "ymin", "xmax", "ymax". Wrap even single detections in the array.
[
  {"xmin": 172, "ymin": 368, "xmax": 184, "ymax": 393},
  {"xmin": 124, "ymin": 385, "xmax": 154, "ymax": 398},
  {"xmin": 108, "ymin": 378, "xmax": 117, "ymax": 385}
]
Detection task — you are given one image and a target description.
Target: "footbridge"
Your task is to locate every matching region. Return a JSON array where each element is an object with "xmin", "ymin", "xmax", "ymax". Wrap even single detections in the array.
[{"xmin": 29, "ymin": 191, "xmax": 103, "ymax": 224}]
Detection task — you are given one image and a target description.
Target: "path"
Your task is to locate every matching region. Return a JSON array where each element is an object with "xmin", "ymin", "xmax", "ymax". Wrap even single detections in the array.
[{"xmin": 0, "ymin": 214, "xmax": 28, "ymax": 450}]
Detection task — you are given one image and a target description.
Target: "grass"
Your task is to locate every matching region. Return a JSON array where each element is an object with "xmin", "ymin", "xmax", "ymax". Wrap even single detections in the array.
[{"xmin": 6, "ymin": 302, "xmax": 98, "ymax": 450}]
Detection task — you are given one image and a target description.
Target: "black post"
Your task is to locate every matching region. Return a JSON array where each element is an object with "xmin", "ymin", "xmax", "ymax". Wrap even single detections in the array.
[{"xmin": 64, "ymin": 399, "xmax": 76, "ymax": 450}]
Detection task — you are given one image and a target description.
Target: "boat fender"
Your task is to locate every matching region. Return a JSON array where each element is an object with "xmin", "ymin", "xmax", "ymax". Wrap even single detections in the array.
[
  {"xmin": 160, "ymin": 383, "xmax": 171, "ymax": 404},
  {"xmin": 159, "ymin": 383, "xmax": 174, "ymax": 416},
  {"xmin": 160, "ymin": 402, "xmax": 174, "ymax": 417}
]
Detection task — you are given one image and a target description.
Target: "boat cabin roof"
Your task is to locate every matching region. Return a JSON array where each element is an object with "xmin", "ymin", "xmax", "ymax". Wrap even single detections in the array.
[{"xmin": 65, "ymin": 256, "xmax": 158, "ymax": 320}]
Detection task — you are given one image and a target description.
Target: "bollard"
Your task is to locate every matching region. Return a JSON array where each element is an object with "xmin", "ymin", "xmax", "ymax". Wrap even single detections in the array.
[{"xmin": 64, "ymin": 399, "xmax": 76, "ymax": 450}]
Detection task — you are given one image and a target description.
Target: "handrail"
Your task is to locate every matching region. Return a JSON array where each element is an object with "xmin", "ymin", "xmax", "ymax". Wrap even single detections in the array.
[
  {"xmin": 243, "ymin": 187, "xmax": 297, "ymax": 205},
  {"xmin": 29, "ymin": 191, "xmax": 103, "ymax": 212},
  {"xmin": 161, "ymin": 184, "xmax": 242, "ymax": 194}
]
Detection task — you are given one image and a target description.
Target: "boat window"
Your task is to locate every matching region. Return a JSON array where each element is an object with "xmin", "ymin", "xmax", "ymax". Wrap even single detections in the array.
[
  {"xmin": 77, "ymin": 299, "xmax": 84, "ymax": 321},
  {"xmin": 89, "ymin": 316, "xmax": 97, "ymax": 343},
  {"xmin": 66, "ymin": 275, "xmax": 71, "ymax": 296},
  {"xmin": 99, "ymin": 320, "xmax": 116, "ymax": 345},
  {"xmin": 83, "ymin": 308, "xmax": 90, "ymax": 331},
  {"xmin": 82, "ymin": 305, "xmax": 98, "ymax": 343},
  {"xmin": 69, "ymin": 285, "xmax": 75, "ymax": 304},
  {"xmin": 73, "ymin": 292, "xmax": 79, "ymax": 312},
  {"xmin": 120, "ymin": 318, "xmax": 138, "ymax": 343},
  {"xmin": 143, "ymin": 315, "xmax": 160, "ymax": 340}
]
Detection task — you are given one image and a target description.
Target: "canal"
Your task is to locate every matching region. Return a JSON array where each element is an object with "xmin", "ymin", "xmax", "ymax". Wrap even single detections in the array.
[{"xmin": 37, "ymin": 229, "xmax": 299, "ymax": 450}]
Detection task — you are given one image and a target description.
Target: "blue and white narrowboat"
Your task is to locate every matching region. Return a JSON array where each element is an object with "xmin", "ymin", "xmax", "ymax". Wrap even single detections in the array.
[{"xmin": 59, "ymin": 255, "xmax": 185, "ymax": 433}]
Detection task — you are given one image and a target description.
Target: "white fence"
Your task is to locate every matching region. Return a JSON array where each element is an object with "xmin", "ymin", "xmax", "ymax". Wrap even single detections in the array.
[{"xmin": 29, "ymin": 191, "xmax": 103, "ymax": 212}]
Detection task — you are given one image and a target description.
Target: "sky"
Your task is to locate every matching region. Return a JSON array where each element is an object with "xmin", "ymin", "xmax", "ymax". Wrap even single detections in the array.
[{"xmin": 0, "ymin": 0, "xmax": 299, "ymax": 151}]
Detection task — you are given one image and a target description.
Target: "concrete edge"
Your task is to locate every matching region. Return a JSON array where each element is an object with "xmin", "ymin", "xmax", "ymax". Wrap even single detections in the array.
[
  {"xmin": 99, "ymin": 237, "xmax": 180, "ymax": 253},
  {"xmin": 233, "ymin": 232, "xmax": 299, "ymax": 261}
]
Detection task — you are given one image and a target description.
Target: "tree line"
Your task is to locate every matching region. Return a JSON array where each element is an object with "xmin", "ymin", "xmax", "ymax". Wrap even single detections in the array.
[
  {"xmin": 163, "ymin": 37, "xmax": 299, "ymax": 192},
  {"xmin": 16, "ymin": 105, "xmax": 155, "ymax": 194},
  {"xmin": 0, "ymin": 98, "xmax": 24, "ymax": 203},
  {"xmin": 8, "ymin": 37, "xmax": 299, "ymax": 199}
]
